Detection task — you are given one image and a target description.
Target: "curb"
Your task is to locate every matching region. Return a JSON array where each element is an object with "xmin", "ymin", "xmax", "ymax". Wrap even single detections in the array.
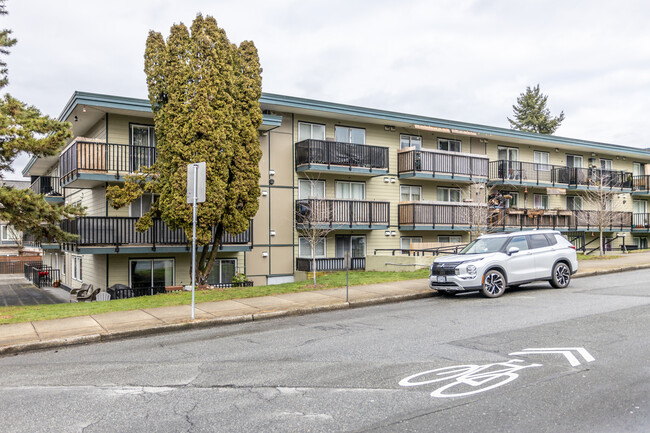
[
  {"xmin": 0, "ymin": 291, "xmax": 434, "ymax": 356},
  {"xmin": 573, "ymin": 263, "xmax": 650, "ymax": 279}
]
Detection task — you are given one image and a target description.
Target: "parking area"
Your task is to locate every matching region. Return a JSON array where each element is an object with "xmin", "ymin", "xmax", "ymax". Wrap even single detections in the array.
[{"xmin": 0, "ymin": 275, "xmax": 69, "ymax": 306}]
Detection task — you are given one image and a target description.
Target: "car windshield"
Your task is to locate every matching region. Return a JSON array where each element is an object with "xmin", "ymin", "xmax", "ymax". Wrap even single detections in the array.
[{"xmin": 460, "ymin": 237, "xmax": 508, "ymax": 255}]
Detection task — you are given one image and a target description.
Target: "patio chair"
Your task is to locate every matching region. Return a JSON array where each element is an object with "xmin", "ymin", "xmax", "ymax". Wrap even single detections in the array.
[
  {"xmin": 69, "ymin": 283, "xmax": 92, "ymax": 303},
  {"xmin": 76, "ymin": 286, "xmax": 101, "ymax": 302},
  {"xmin": 95, "ymin": 291, "xmax": 111, "ymax": 302}
]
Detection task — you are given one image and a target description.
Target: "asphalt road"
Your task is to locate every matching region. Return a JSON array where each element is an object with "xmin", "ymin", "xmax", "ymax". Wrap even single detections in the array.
[{"xmin": 0, "ymin": 270, "xmax": 648, "ymax": 432}]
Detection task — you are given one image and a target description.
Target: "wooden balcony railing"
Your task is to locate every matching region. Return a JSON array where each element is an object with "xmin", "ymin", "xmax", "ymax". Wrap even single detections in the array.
[
  {"xmin": 29, "ymin": 176, "xmax": 62, "ymax": 197},
  {"xmin": 398, "ymin": 202, "xmax": 478, "ymax": 228},
  {"xmin": 296, "ymin": 199, "xmax": 389, "ymax": 227},
  {"xmin": 60, "ymin": 141, "xmax": 157, "ymax": 184},
  {"xmin": 632, "ymin": 175, "xmax": 650, "ymax": 193},
  {"xmin": 632, "ymin": 213, "xmax": 650, "ymax": 229},
  {"xmin": 60, "ymin": 217, "xmax": 252, "ymax": 250},
  {"xmin": 397, "ymin": 149, "xmax": 489, "ymax": 178},
  {"xmin": 295, "ymin": 139, "xmax": 389, "ymax": 171},
  {"xmin": 295, "ymin": 257, "xmax": 365, "ymax": 272}
]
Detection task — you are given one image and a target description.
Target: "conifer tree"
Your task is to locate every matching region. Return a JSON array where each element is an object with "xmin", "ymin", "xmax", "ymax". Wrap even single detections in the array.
[
  {"xmin": 508, "ymin": 84, "xmax": 565, "ymax": 134},
  {"xmin": 0, "ymin": 0, "xmax": 83, "ymax": 248},
  {"xmin": 107, "ymin": 14, "xmax": 262, "ymax": 284}
]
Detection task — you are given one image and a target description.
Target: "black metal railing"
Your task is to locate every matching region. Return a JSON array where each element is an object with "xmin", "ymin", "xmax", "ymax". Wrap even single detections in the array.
[
  {"xmin": 489, "ymin": 160, "xmax": 559, "ymax": 184},
  {"xmin": 398, "ymin": 149, "xmax": 488, "ymax": 178},
  {"xmin": 295, "ymin": 257, "xmax": 365, "ymax": 272},
  {"xmin": 60, "ymin": 217, "xmax": 252, "ymax": 249},
  {"xmin": 295, "ymin": 139, "xmax": 389, "ymax": 171},
  {"xmin": 398, "ymin": 203, "xmax": 477, "ymax": 228},
  {"xmin": 296, "ymin": 199, "xmax": 390, "ymax": 227},
  {"xmin": 491, "ymin": 209, "xmax": 632, "ymax": 231},
  {"xmin": 24, "ymin": 263, "xmax": 59, "ymax": 288},
  {"xmin": 110, "ymin": 286, "xmax": 167, "ymax": 299},
  {"xmin": 29, "ymin": 176, "xmax": 62, "ymax": 197},
  {"xmin": 60, "ymin": 141, "xmax": 157, "ymax": 184},
  {"xmin": 560, "ymin": 167, "xmax": 632, "ymax": 188},
  {"xmin": 633, "ymin": 175, "xmax": 650, "ymax": 193},
  {"xmin": 373, "ymin": 244, "xmax": 468, "ymax": 256}
]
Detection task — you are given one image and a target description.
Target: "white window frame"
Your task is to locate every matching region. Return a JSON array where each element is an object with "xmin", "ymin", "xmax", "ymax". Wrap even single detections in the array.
[
  {"xmin": 566, "ymin": 154, "xmax": 583, "ymax": 168},
  {"xmin": 128, "ymin": 258, "xmax": 175, "ymax": 288},
  {"xmin": 299, "ymin": 179, "xmax": 326, "ymax": 199},
  {"xmin": 299, "ymin": 237, "xmax": 326, "ymax": 258},
  {"xmin": 61, "ymin": 253, "xmax": 66, "ymax": 276},
  {"xmin": 208, "ymin": 259, "xmax": 238, "ymax": 285},
  {"xmin": 534, "ymin": 151, "xmax": 551, "ymax": 171},
  {"xmin": 298, "ymin": 121, "xmax": 326, "ymax": 141},
  {"xmin": 130, "ymin": 193, "xmax": 156, "ymax": 217},
  {"xmin": 600, "ymin": 159, "xmax": 613, "ymax": 171},
  {"xmin": 71, "ymin": 255, "xmax": 82, "ymax": 282},
  {"xmin": 438, "ymin": 138, "xmax": 462, "ymax": 152},
  {"xmin": 400, "ymin": 185, "xmax": 422, "ymax": 202},
  {"xmin": 633, "ymin": 162, "xmax": 644, "ymax": 176},
  {"xmin": 534, "ymin": 194, "xmax": 549, "ymax": 209},
  {"xmin": 567, "ymin": 196, "xmax": 583, "ymax": 210},
  {"xmin": 438, "ymin": 235, "xmax": 463, "ymax": 244},
  {"xmin": 335, "ymin": 181, "xmax": 366, "ymax": 200},
  {"xmin": 437, "ymin": 187, "xmax": 462, "ymax": 202},
  {"xmin": 506, "ymin": 192, "xmax": 519, "ymax": 208},
  {"xmin": 400, "ymin": 134, "xmax": 422, "ymax": 150},
  {"xmin": 335, "ymin": 125, "xmax": 366, "ymax": 144},
  {"xmin": 400, "ymin": 236, "xmax": 422, "ymax": 250},
  {"xmin": 131, "ymin": 124, "xmax": 156, "ymax": 147}
]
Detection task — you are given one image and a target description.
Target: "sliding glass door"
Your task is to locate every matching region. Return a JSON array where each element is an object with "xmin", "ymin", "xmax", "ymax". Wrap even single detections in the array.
[{"xmin": 130, "ymin": 258, "xmax": 174, "ymax": 288}]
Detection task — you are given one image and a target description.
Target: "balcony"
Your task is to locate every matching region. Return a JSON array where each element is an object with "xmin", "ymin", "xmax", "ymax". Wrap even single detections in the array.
[
  {"xmin": 632, "ymin": 175, "xmax": 650, "ymax": 195},
  {"xmin": 397, "ymin": 148, "xmax": 489, "ymax": 182},
  {"xmin": 60, "ymin": 217, "xmax": 252, "ymax": 253},
  {"xmin": 398, "ymin": 202, "xmax": 479, "ymax": 229},
  {"xmin": 561, "ymin": 167, "xmax": 633, "ymax": 190},
  {"xmin": 29, "ymin": 176, "xmax": 63, "ymax": 203},
  {"xmin": 632, "ymin": 213, "xmax": 650, "ymax": 231},
  {"xmin": 295, "ymin": 199, "xmax": 389, "ymax": 229},
  {"xmin": 491, "ymin": 209, "xmax": 632, "ymax": 231},
  {"xmin": 295, "ymin": 257, "xmax": 365, "ymax": 272},
  {"xmin": 489, "ymin": 160, "xmax": 561, "ymax": 186},
  {"xmin": 60, "ymin": 140, "xmax": 157, "ymax": 188},
  {"xmin": 295, "ymin": 139, "xmax": 389, "ymax": 174}
]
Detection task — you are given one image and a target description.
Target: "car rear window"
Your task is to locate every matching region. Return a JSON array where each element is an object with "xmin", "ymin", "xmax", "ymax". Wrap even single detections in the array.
[
  {"xmin": 529, "ymin": 234, "xmax": 550, "ymax": 249},
  {"xmin": 545, "ymin": 233, "xmax": 558, "ymax": 245}
]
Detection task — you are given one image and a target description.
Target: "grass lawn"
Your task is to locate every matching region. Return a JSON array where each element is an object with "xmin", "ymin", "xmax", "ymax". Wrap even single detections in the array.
[
  {"xmin": 576, "ymin": 253, "xmax": 621, "ymax": 261},
  {"xmin": 0, "ymin": 269, "xmax": 430, "ymax": 325}
]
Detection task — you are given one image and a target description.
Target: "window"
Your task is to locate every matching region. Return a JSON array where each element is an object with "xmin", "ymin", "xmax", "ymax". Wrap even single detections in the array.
[
  {"xmin": 600, "ymin": 159, "xmax": 613, "ymax": 171},
  {"xmin": 498, "ymin": 146, "xmax": 519, "ymax": 161},
  {"xmin": 131, "ymin": 124, "xmax": 156, "ymax": 171},
  {"xmin": 506, "ymin": 192, "xmax": 519, "ymax": 208},
  {"xmin": 299, "ymin": 179, "xmax": 325, "ymax": 199},
  {"xmin": 533, "ymin": 194, "xmax": 549, "ymax": 209},
  {"xmin": 71, "ymin": 255, "xmax": 82, "ymax": 281},
  {"xmin": 335, "ymin": 235, "xmax": 366, "ymax": 258},
  {"xmin": 400, "ymin": 236, "xmax": 422, "ymax": 250},
  {"xmin": 633, "ymin": 162, "xmax": 644, "ymax": 176},
  {"xmin": 298, "ymin": 122, "xmax": 326, "ymax": 141},
  {"xmin": 529, "ymin": 234, "xmax": 551, "ymax": 249},
  {"xmin": 633, "ymin": 237, "xmax": 648, "ymax": 249},
  {"xmin": 534, "ymin": 151, "xmax": 551, "ymax": 171},
  {"xmin": 437, "ymin": 187, "xmax": 461, "ymax": 202},
  {"xmin": 1, "ymin": 225, "xmax": 14, "ymax": 241},
  {"xmin": 633, "ymin": 200, "xmax": 647, "ymax": 214},
  {"xmin": 566, "ymin": 196, "xmax": 583, "ymax": 210},
  {"xmin": 130, "ymin": 194, "xmax": 156, "ymax": 217},
  {"xmin": 336, "ymin": 181, "xmax": 365, "ymax": 200},
  {"xmin": 335, "ymin": 126, "xmax": 365, "ymax": 144},
  {"xmin": 207, "ymin": 259, "xmax": 237, "ymax": 285},
  {"xmin": 400, "ymin": 134, "xmax": 422, "ymax": 150},
  {"xmin": 566, "ymin": 154, "xmax": 583, "ymax": 168},
  {"xmin": 438, "ymin": 138, "xmax": 461, "ymax": 152},
  {"xmin": 605, "ymin": 198, "xmax": 613, "ymax": 211},
  {"xmin": 400, "ymin": 185, "xmax": 422, "ymax": 202},
  {"xmin": 299, "ymin": 237, "xmax": 326, "ymax": 258},
  {"xmin": 507, "ymin": 236, "xmax": 529, "ymax": 251},
  {"xmin": 131, "ymin": 124, "xmax": 156, "ymax": 147},
  {"xmin": 129, "ymin": 258, "xmax": 174, "ymax": 289},
  {"xmin": 61, "ymin": 254, "xmax": 66, "ymax": 276},
  {"xmin": 438, "ymin": 235, "xmax": 462, "ymax": 244}
]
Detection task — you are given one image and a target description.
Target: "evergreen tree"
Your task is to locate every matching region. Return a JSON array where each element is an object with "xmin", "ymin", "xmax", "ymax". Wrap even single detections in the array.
[
  {"xmin": 508, "ymin": 84, "xmax": 565, "ymax": 134},
  {"xmin": 0, "ymin": 0, "xmax": 83, "ymax": 248},
  {"xmin": 107, "ymin": 14, "xmax": 262, "ymax": 284}
]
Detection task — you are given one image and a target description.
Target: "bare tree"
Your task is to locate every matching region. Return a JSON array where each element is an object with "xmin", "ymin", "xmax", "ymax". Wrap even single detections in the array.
[{"xmin": 467, "ymin": 182, "xmax": 504, "ymax": 240}]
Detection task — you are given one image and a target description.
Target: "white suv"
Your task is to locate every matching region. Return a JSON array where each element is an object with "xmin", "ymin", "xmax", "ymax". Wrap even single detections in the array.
[{"xmin": 429, "ymin": 230, "xmax": 578, "ymax": 298}]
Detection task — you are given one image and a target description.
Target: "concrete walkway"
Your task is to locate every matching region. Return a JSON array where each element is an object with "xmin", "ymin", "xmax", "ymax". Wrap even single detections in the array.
[
  {"xmin": 0, "ymin": 274, "xmax": 69, "ymax": 306},
  {"xmin": 1, "ymin": 251, "xmax": 649, "ymax": 355}
]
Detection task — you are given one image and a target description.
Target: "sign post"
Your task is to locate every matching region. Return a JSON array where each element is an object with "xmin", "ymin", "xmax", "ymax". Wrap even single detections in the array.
[
  {"xmin": 344, "ymin": 251, "xmax": 350, "ymax": 303},
  {"xmin": 187, "ymin": 162, "xmax": 206, "ymax": 320}
]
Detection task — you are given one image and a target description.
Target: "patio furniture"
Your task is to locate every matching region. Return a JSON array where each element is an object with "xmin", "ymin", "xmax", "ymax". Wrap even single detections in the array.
[
  {"xmin": 69, "ymin": 283, "xmax": 92, "ymax": 302},
  {"xmin": 76, "ymin": 286, "xmax": 101, "ymax": 302},
  {"xmin": 95, "ymin": 291, "xmax": 111, "ymax": 301}
]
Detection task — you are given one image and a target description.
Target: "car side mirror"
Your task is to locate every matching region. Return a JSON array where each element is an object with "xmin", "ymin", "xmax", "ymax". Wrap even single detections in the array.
[{"xmin": 507, "ymin": 246, "xmax": 520, "ymax": 255}]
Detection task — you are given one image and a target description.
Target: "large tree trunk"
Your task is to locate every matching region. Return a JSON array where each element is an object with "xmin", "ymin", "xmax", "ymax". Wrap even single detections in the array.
[{"xmin": 195, "ymin": 224, "xmax": 224, "ymax": 285}]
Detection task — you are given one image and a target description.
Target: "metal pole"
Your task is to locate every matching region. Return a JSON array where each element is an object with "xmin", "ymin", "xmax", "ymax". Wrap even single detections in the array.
[
  {"xmin": 191, "ymin": 164, "xmax": 198, "ymax": 321},
  {"xmin": 345, "ymin": 251, "xmax": 349, "ymax": 303}
]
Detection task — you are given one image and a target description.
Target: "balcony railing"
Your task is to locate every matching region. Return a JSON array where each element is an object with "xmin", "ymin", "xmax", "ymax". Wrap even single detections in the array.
[
  {"xmin": 633, "ymin": 213, "xmax": 650, "ymax": 229},
  {"xmin": 296, "ymin": 257, "xmax": 365, "ymax": 272},
  {"xmin": 295, "ymin": 139, "xmax": 389, "ymax": 171},
  {"xmin": 60, "ymin": 140, "xmax": 157, "ymax": 184},
  {"xmin": 60, "ymin": 217, "xmax": 252, "ymax": 250},
  {"xmin": 29, "ymin": 176, "xmax": 62, "ymax": 197},
  {"xmin": 491, "ymin": 209, "xmax": 633, "ymax": 231},
  {"xmin": 296, "ymin": 199, "xmax": 390, "ymax": 227},
  {"xmin": 489, "ymin": 160, "xmax": 559, "ymax": 184},
  {"xmin": 632, "ymin": 175, "xmax": 650, "ymax": 193},
  {"xmin": 560, "ymin": 167, "xmax": 633, "ymax": 189},
  {"xmin": 398, "ymin": 149, "xmax": 489, "ymax": 178},
  {"xmin": 398, "ymin": 202, "xmax": 478, "ymax": 227}
]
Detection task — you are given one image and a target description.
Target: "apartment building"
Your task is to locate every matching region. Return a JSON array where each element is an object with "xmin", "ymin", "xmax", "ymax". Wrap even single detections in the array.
[{"xmin": 22, "ymin": 91, "xmax": 650, "ymax": 290}]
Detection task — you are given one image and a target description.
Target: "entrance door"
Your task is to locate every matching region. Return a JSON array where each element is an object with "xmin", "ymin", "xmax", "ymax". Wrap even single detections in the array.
[
  {"xmin": 497, "ymin": 147, "xmax": 519, "ymax": 179},
  {"xmin": 335, "ymin": 235, "xmax": 366, "ymax": 258},
  {"xmin": 634, "ymin": 200, "xmax": 648, "ymax": 227},
  {"xmin": 130, "ymin": 259, "xmax": 174, "ymax": 288}
]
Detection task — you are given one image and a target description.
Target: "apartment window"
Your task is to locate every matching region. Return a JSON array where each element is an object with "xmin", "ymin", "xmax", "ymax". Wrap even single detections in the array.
[
  {"xmin": 506, "ymin": 192, "xmax": 519, "ymax": 208},
  {"xmin": 336, "ymin": 181, "xmax": 365, "ymax": 200},
  {"xmin": 566, "ymin": 196, "xmax": 583, "ymax": 210},
  {"xmin": 298, "ymin": 122, "xmax": 326, "ymax": 141},
  {"xmin": 400, "ymin": 236, "xmax": 422, "ymax": 250},
  {"xmin": 566, "ymin": 154, "xmax": 583, "ymax": 168},
  {"xmin": 601, "ymin": 159, "xmax": 613, "ymax": 171},
  {"xmin": 129, "ymin": 258, "xmax": 174, "ymax": 289},
  {"xmin": 299, "ymin": 237, "xmax": 326, "ymax": 258},
  {"xmin": 1, "ymin": 225, "xmax": 15, "ymax": 241},
  {"xmin": 633, "ymin": 237, "xmax": 648, "ymax": 249},
  {"xmin": 605, "ymin": 198, "xmax": 613, "ymax": 211},
  {"xmin": 299, "ymin": 179, "xmax": 325, "ymax": 199},
  {"xmin": 438, "ymin": 138, "xmax": 461, "ymax": 152},
  {"xmin": 498, "ymin": 146, "xmax": 519, "ymax": 161},
  {"xmin": 335, "ymin": 126, "xmax": 365, "ymax": 144},
  {"xmin": 131, "ymin": 124, "xmax": 156, "ymax": 147},
  {"xmin": 437, "ymin": 187, "xmax": 461, "ymax": 202},
  {"xmin": 335, "ymin": 235, "xmax": 366, "ymax": 258},
  {"xmin": 633, "ymin": 162, "xmax": 644, "ymax": 176},
  {"xmin": 61, "ymin": 254, "xmax": 66, "ymax": 276},
  {"xmin": 534, "ymin": 194, "xmax": 549, "ymax": 209},
  {"xmin": 534, "ymin": 151, "xmax": 551, "ymax": 171},
  {"xmin": 400, "ymin": 134, "xmax": 422, "ymax": 150},
  {"xmin": 71, "ymin": 255, "xmax": 82, "ymax": 281},
  {"xmin": 130, "ymin": 194, "xmax": 156, "ymax": 217},
  {"xmin": 207, "ymin": 259, "xmax": 237, "ymax": 285},
  {"xmin": 400, "ymin": 185, "xmax": 422, "ymax": 202},
  {"xmin": 438, "ymin": 235, "xmax": 463, "ymax": 244}
]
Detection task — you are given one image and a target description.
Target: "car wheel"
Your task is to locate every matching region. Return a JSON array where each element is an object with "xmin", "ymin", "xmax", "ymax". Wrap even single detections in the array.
[
  {"xmin": 481, "ymin": 270, "xmax": 506, "ymax": 298},
  {"xmin": 550, "ymin": 262, "xmax": 571, "ymax": 288}
]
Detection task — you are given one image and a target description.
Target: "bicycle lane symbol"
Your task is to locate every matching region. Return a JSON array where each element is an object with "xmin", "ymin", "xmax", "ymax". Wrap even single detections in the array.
[{"xmin": 398, "ymin": 359, "xmax": 543, "ymax": 398}]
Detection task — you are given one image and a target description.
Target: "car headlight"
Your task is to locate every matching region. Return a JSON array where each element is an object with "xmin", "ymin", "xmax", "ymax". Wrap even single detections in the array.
[{"xmin": 467, "ymin": 265, "xmax": 477, "ymax": 275}]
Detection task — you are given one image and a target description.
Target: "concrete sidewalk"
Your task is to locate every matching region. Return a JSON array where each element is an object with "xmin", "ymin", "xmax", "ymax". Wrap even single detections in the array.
[{"xmin": 1, "ymin": 251, "xmax": 649, "ymax": 355}]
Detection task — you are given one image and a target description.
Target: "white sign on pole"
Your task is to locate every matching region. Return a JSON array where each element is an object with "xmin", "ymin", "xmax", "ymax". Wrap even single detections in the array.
[{"xmin": 187, "ymin": 162, "xmax": 206, "ymax": 203}]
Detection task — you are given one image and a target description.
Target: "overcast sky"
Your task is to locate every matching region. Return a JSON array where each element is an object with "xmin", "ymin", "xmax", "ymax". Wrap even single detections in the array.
[{"xmin": 4, "ymin": 0, "xmax": 650, "ymax": 179}]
